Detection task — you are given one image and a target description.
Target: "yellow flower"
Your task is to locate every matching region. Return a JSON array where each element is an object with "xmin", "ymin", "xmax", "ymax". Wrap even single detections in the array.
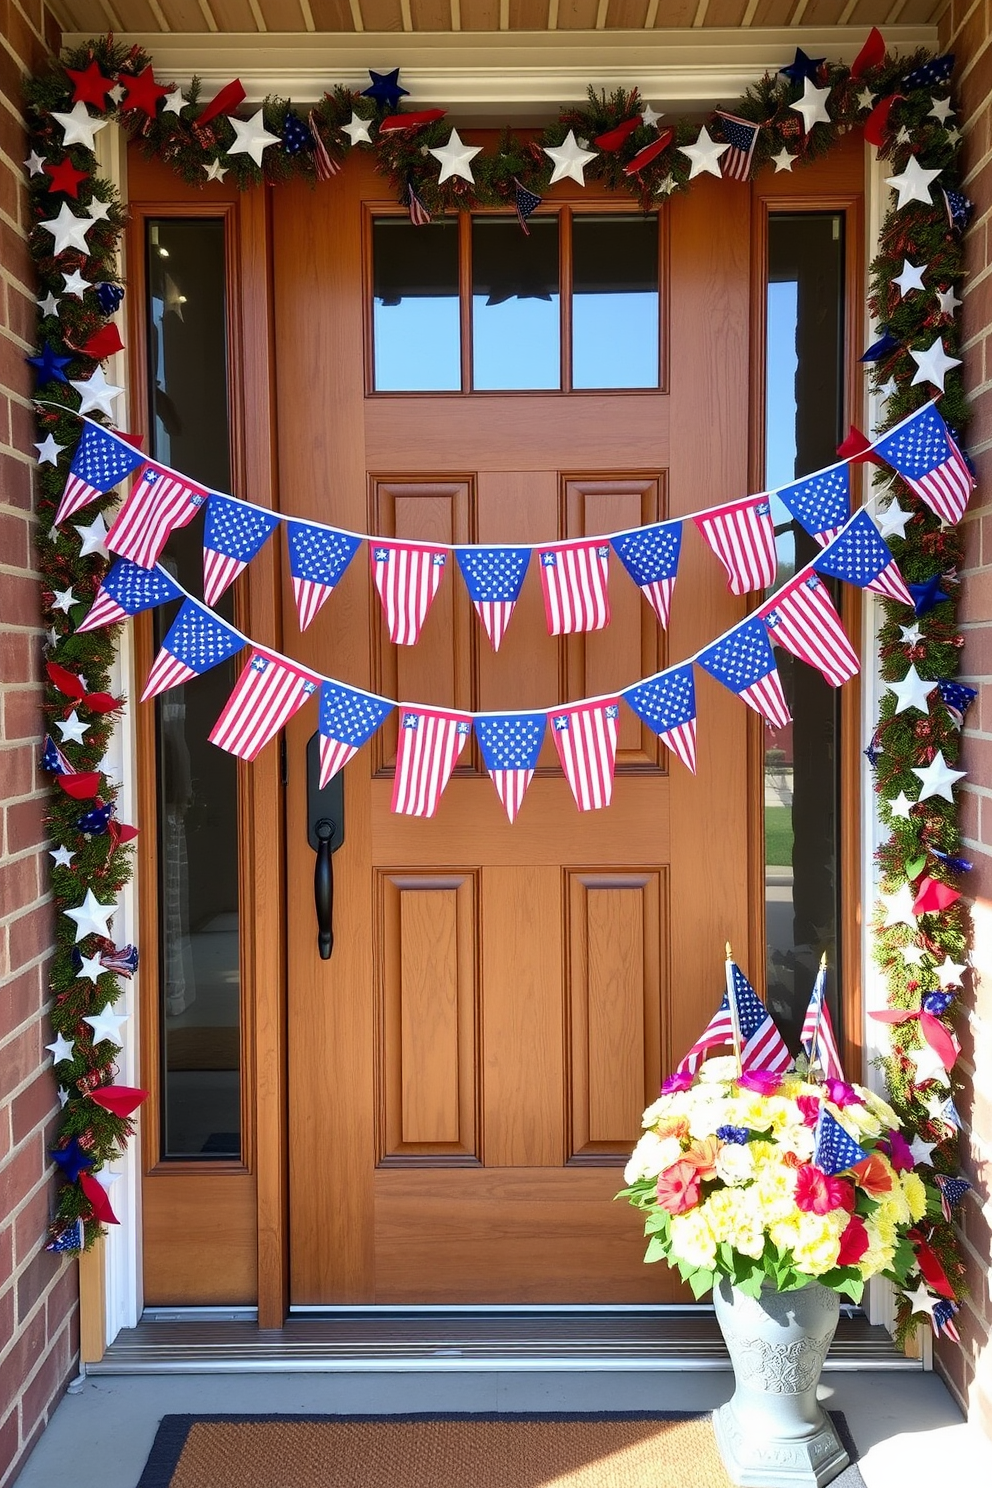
[
  {"xmin": 902, "ymin": 1170, "xmax": 927, "ymax": 1222},
  {"xmin": 623, "ymin": 1132, "xmax": 684, "ymax": 1185},
  {"xmin": 792, "ymin": 1212, "xmax": 844, "ymax": 1276},
  {"xmin": 862, "ymin": 1088, "xmax": 900, "ymax": 1131},
  {"xmin": 669, "ymin": 1208, "xmax": 718, "ymax": 1270}
]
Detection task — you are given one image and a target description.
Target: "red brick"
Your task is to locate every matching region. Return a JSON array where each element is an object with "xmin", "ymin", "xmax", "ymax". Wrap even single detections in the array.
[
  {"xmin": 7, "ymin": 900, "xmax": 54, "ymax": 970},
  {"xmin": 0, "ymin": 1283, "xmax": 12, "ymax": 1355},
  {"xmin": 0, "ymin": 962, "xmax": 42, "ymax": 1036},
  {"xmin": 0, "ymin": 1132, "xmax": 41, "ymax": 1225},
  {"xmin": 0, "ymin": 630, "xmax": 39, "ymax": 684},
  {"xmin": 0, "ymin": 1021, "xmax": 41, "ymax": 1103},
  {"xmin": 4, "ymin": 794, "xmax": 47, "ymax": 855},
  {"xmin": 0, "ymin": 509, "xmax": 30, "ymax": 568},
  {"xmin": 0, "ymin": 853, "xmax": 40, "ymax": 919},
  {"xmin": 0, "ymin": 1223, "xmax": 12, "ymax": 1290},
  {"xmin": 0, "ymin": 1407, "xmax": 18, "ymax": 1488},
  {"xmin": 11, "ymin": 1073, "xmax": 55, "ymax": 1147},
  {"xmin": 15, "ymin": 1242, "xmax": 60, "ymax": 1330},
  {"xmin": 0, "ymin": 569, "xmax": 40, "ymax": 624},
  {"xmin": 0, "ymin": 744, "xmax": 35, "ymax": 798},
  {"xmin": 0, "ymin": 1300, "xmax": 44, "ymax": 1420},
  {"xmin": 12, "ymin": 1181, "xmax": 50, "ymax": 1269},
  {"xmin": 9, "ymin": 398, "xmax": 38, "ymax": 460},
  {"xmin": 44, "ymin": 1262, "xmax": 76, "ymax": 1343}
]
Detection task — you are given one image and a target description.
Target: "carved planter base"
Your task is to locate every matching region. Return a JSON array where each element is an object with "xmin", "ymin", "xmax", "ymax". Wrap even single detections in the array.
[{"xmin": 712, "ymin": 1277, "xmax": 850, "ymax": 1487}]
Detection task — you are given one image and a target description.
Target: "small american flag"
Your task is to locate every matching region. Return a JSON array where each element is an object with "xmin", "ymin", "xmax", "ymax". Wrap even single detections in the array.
[
  {"xmin": 622, "ymin": 663, "xmax": 697, "ymax": 773},
  {"xmin": 454, "ymin": 545, "xmax": 530, "ymax": 651},
  {"xmin": 873, "ymin": 402, "xmax": 975, "ymax": 526},
  {"xmin": 537, "ymin": 540, "xmax": 611, "ymax": 636},
  {"xmin": 475, "ymin": 712, "xmax": 546, "ymax": 823},
  {"xmin": 317, "ymin": 681, "xmax": 393, "ymax": 786},
  {"xmin": 107, "ymin": 462, "xmax": 208, "ymax": 570},
  {"xmin": 42, "ymin": 735, "xmax": 73, "ymax": 775},
  {"xmin": 371, "ymin": 541, "xmax": 447, "ymax": 646},
  {"xmin": 209, "ymin": 649, "xmax": 321, "ymax": 762},
  {"xmin": 308, "ymin": 110, "xmax": 341, "ymax": 180},
  {"xmin": 932, "ymin": 1298, "xmax": 960, "ymax": 1341},
  {"xmin": 100, "ymin": 944, "xmax": 139, "ymax": 978},
  {"xmin": 391, "ymin": 706, "xmax": 472, "ymax": 818},
  {"xmin": 55, "ymin": 424, "xmax": 143, "ymax": 527},
  {"xmin": 693, "ymin": 496, "xmax": 777, "ymax": 595},
  {"xmin": 759, "ymin": 572, "xmax": 859, "ymax": 688},
  {"xmin": 611, "ymin": 521, "xmax": 682, "ymax": 630},
  {"xmin": 550, "ymin": 699, "xmax": 621, "ymax": 813},
  {"xmin": 813, "ymin": 509, "xmax": 913, "ymax": 607},
  {"xmin": 800, "ymin": 962, "xmax": 844, "ymax": 1081},
  {"xmin": 696, "ymin": 615, "xmax": 792, "ymax": 729},
  {"xmin": 203, "ymin": 495, "xmax": 280, "ymax": 606},
  {"xmin": 141, "ymin": 599, "xmax": 243, "ymax": 700},
  {"xmin": 714, "ymin": 110, "xmax": 761, "ymax": 181},
  {"xmin": 513, "ymin": 177, "xmax": 542, "ymax": 234},
  {"xmin": 813, "ymin": 1107, "xmax": 868, "ymax": 1176},
  {"xmin": 775, "ymin": 463, "xmax": 851, "ymax": 545},
  {"xmin": 78, "ymin": 559, "xmax": 182, "ymax": 632},
  {"xmin": 942, "ymin": 187, "xmax": 973, "ymax": 234},
  {"xmin": 287, "ymin": 520, "xmax": 362, "ymax": 631},
  {"xmin": 677, "ymin": 962, "xmax": 791, "ymax": 1075},
  {"xmin": 407, "ymin": 178, "xmax": 431, "ymax": 226},
  {"xmin": 935, "ymin": 1173, "xmax": 971, "ymax": 1222}
]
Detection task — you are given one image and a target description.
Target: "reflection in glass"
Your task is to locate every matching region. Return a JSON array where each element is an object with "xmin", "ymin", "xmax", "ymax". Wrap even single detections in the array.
[
  {"xmin": 472, "ymin": 217, "xmax": 560, "ymax": 390},
  {"xmin": 373, "ymin": 218, "xmax": 460, "ymax": 391},
  {"xmin": 572, "ymin": 215, "xmax": 659, "ymax": 388},
  {"xmin": 764, "ymin": 214, "xmax": 844, "ymax": 1051},
  {"xmin": 147, "ymin": 220, "xmax": 242, "ymax": 1159}
]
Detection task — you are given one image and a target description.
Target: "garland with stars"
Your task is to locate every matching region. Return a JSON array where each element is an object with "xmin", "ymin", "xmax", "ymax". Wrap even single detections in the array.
[{"xmin": 23, "ymin": 31, "xmax": 975, "ymax": 1345}]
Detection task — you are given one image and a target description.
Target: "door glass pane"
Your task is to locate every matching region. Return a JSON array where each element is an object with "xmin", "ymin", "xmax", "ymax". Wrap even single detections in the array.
[
  {"xmin": 147, "ymin": 219, "xmax": 242, "ymax": 1159},
  {"xmin": 572, "ymin": 214, "xmax": 659, "ymax": 388},
  {"xmin": 472, "ymin": 216, "xmax": 560, "ymax": 390},
  {"xmin": 373, "ymin": 218, "xmax": 460, "ymax": 391},
  {"xmin": 765, "ymin": 214, "xmax": 844, "ymax": 1051}
]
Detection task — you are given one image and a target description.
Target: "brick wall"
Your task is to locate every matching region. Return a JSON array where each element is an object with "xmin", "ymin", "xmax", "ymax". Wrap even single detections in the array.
[
  {"xmin": 0, "ymin": 5, "xmax": 78, "ymax": 1487},
  {"xmin": 938, "ymin": 0, "xmax": 992, "ymax": 1443}
]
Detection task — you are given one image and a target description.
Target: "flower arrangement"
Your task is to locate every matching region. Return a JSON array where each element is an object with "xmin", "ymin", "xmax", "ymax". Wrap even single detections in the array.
[{"xmin": 622, "ymin": 1057, "xmax": 940, "ymax": 1308}]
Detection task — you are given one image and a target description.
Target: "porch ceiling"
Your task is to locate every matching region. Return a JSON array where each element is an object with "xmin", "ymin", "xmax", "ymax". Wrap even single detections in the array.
[{"xmin": 49, "ymin": 1, "xmax": 946, "ymax": 39}]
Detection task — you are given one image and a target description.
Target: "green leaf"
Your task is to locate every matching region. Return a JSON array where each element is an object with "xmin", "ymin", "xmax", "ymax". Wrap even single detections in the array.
[
  {"xmin": 644, "ymin": 1235, "xmax": 669, "ymax": 1264},
  {"xmin": 687, "ymin": 1267, "xmax": 716, "ymax": 1301},
  {"xmin": 905, "ymin": 855, "xmax": 926, "ymax": 880}
]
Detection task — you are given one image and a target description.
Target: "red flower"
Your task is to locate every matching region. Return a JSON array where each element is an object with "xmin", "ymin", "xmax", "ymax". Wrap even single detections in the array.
[
  {"xmin": 796, "ymin": 1095, "xmax": 821, "ymax": 1128},
  {"xmin": 837, "ymin": 1215, "xmax": 870, "ymax": 1268},
  {"xmin": 794, "ymin": 1164, "xmax": 855, "ymax": 1215},
  {"xmin": 656, "ymin": 1160, "xmax": 702, "ymax": 1215},
  {"xmin": 850, "ymin": 1152, "xmax": 894, "ymax": 1197}
]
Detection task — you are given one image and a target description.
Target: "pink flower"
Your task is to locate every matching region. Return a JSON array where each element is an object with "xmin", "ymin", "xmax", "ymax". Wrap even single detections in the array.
[
  {"xmin": 822, "ymin": 1078, "xmax": 863, "ymax": 1109},
  {"xmin": 661, "ymin": 1070, "xmax": 695, "ymax": 1095},
  {"xmin": 796, "ymin": 1096, "xmax": 821, "ymax": 1128},
  {"xmin": 837, "ymin": 1215, "xmax": 870, "ymax": 1268},
  {"xmin": 736, "ymin": 1070, "xmax": 781, "ymax": 1096},
  {"xmin": 656, "ymin": 1160, "xmax": 702, "ymax": 1215},
  {"xmin": 883, "ymin": 1128, "xmax": 915, "ymax": 1172},
  {"xmin": 794, "ymin": 1164, "xmax": 855, "ymax": 1215}
]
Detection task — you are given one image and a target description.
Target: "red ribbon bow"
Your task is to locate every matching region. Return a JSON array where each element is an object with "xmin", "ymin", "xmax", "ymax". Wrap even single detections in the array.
[
  {"xmin": 47, "ymin": 663, "xmax": 122, "ymax": 715},
  {"xmin": 870, "ymin": 1006, "xmax": 960, "ymax": 1072}
]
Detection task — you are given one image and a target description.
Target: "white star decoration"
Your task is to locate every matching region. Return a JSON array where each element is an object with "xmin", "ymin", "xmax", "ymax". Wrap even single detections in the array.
[
  {"xmin": 542, "ymin": 129, "xmax": 596, "ymax": 186},
  {"xmin": 24, "ymin": 149, "xmax": 45, "ymax": 176},
  {"xmin": 878, "ymin": 377, "xmax": 898, "ymax": 400},
  {"xmin": 909, "ymin": 1043, "xmax": 949, "ymax": 1087},
  {"xmin": 936, "ymin": 285, "xmax": 962, "ymax": 316},
  {"xmin": 876, "ymin": 500, "xmax": 912, "ymax": 540},
  {"xmin": 57, "ymin": 1087, "xmax": 70, "ymax": 1109},
  {"xmin": 912, "ymin": 750, "xmax": 967, "ymax": 803},
  {"xmin": 640, "ymin": 102, "xmax": 663, "ymax": 129},
  {"xmin": 791, "ymin": 79, "xmax": 832, "ymax": 131},
  {"xmin": 901, "ymin": 943, "xmax": 927, "ymax": 966},
  {"xmin": 899, "ymin": 621, "xmax": 923, "ymax": 645},
  {"xmin": 85, "ymin": 198, "xmax": 112, "ymax": 223},
  {"xmin": 431, "ymin": 127, "xmax": 484, "ymax": 184},
  {"xmin": 881, "ymin": 882, "xmax": 918, "ymax": 929},
  {"xmin": 929, "ymin": 96, "xmax": 954, "ymax": 124},
  {"xmin": 888, "ymin": 664, "xmax": 935, "ymax": 715},
  {"xmin": 889, "ymin": 792, "xmax": 915, "ymax": 821},
  {"xmin": 50, "ymin": 587, "xmax": 76, "ymax": 615},
  {"xmin": 341, "ymin": 111, "xmax": 373, "ymax": 146},
  {"xmin": 893, "ymin": 259, "xmax": 927, "ymax": 297},
  {"xmin": 77, "ymin": 952, "xmax": 104, "ymax": 985},
  {"xmin": 37, "ymin": 291, "xmax": 60, "ymax": 317},
  {"xmin": 945, "ymin": 126, "xmax": 962, "ymax": 147},
  {"xmin": 909, "ymin": 1133, "xmax": 937, "ymax": 1165},
  {"xmin": 202, "ymin": 158, "xmax": 228, "ymax": 182},
  {"xmin": 38, "ymin": 202, "xmax": 95, "ymax": 256},
  {"xmin": 61, "ymin": 268, "xmax": 92, "ymax": 300},
  {"xmin": 46, "ymin": 1032, "xmax": 75, "ymax": 1064},
  {"xmin": 857, "ymin": 88, "xmax": 874, "ymax": 111},
  {"xmin": 82, "ymin": 1005, "xmax": 128, "ymax": 1047},
  {"xmin": 70, "ymin": 366, "xmax": 123, "ymax": 417},
  {"xmin": 679, "ymin": 125, "xmax": 729, "ymax": 179},
  {"xmin": 895, "ymin": 126, "xmax": 912, "ymax": 146},
  {"xmin": 226, "ymin": 108, "xmax": 281, "ymax": 168},
  {"xmin": 909, "ymin": 336, "xmax": 961, "ymax": 392},
  {"xmin": 74, "ymin": 513, "xmax": 110, "ymax": 558},
  {"xmin": 108, "ymin": 83, "xmax": 126, "ymax": 105},
  {"xmin": 56, "ymin": 710, "xmax": 90, "ymax": 744},
  {"xmin": 50, "ymin": 845, "xmax": 74, "ymax": 868},
  {"xmin": 34, "ymin": 434, "xmax": 66, "ymax": 465},
  {"xmin": 885, "ymin": 156, "xmax": 941, "ymax": 210},
  {"xmin": 51, "ymin": 102, "xmax": 109, "ymax": 150},
  {"xmin": 655, "ymin": 174, "xmax": 676, "ymax": 196},
  {"xmin": 904, "ymin": 1280, "xmax": 940, "ymax": 1320},
  {"xmin": 771, "ymin": 147, "xmax": 795, "ymax": 172},
  {"xmin": 162, "ymin": 88, "xmax": 186, "ymax": 115},
  {"xmin": 935, "ymin": 955, "xmax": 966, "ymax": 990},
  {"xmin": 64, "ymin": 889, "xmax": 116, "ymax": 943}
]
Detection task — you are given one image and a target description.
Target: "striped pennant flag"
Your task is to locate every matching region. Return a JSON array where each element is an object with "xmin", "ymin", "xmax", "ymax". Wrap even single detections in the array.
[
  {"xmin": 391, "ymin": 705, "xmax": 473, "ymax": 818},
  {"xmin": 775, "ymin": 463, "xmax": 851, "ymax": 545},
  {"xmin": 317, "ymin": 681, "xmax": 393, "ymax": 786},
  {"xmin": 800, "ymin": 961, "xmax": 845, "ymax": 1081},
  {"xmin": 371, "ymin": 541, "xmax": 447, "ymax": 646},
  {"xmin": 537, "ymin": 540, "xmax": 611, "ymax": 636},
  {"xmin": 813, "ymin": 1108, "xmax": 868, "ymax": 1175},
  {"xmin": 141, "ymin": 599, "xmax": 243, "ymax": 701},
  {"xmin": 676, "ymin": 963, "xmax": 791, "ymax": 1076},
  {"xmin": 209, "ymin": 649, "xmax": 321, "ymax": 762},
  {"xmin": 714, "ymin": 110, "xmax": 761, "ymax": 181},
  {"xmin": 696, "ymin": 616, "xmax": 792, "ymax": 730},
  {"xmin": 622, "ymin": 663, "xmax": 697, "ymax": 773},
  {"xmin": 873, "ymin": 402, "xmax": 975, "ymax": 526},
  {"xmin": 550, "ymin": 698, "xmax": 621, "ymax": 812},
  {"xmin": 693, "ymin": 496, "xmax": 777, "ymax": 595},
  {"xmin": 203, "ymin": 496, "xmax": 279, "ymax": 606},
  {"xmin": 308, "ymin": 110, "xmax": 341, "ymax": 179},
  {"xmin": 454, "ymin": 545, "xmax": 530, "ymax": 651},
  {"xmin": 55, "ymin": 423, "xmax": 143, "ymax": 527},
  {"xmin": 611, "ymin": 521, "xmax": 682, "ymax": 630},
  {"xmin": 813, "ymin": 509, "xmax": 913, "ymax": 607},
  {"xmin": 78, "ymin": 559, "xmax": 182, "ymax": 632},
  {"xmin": 475, "ymin": 712, "xmax": 547, "ymax": 823},
  {"xmin": 287, "ymin": 520, "xmax": 362, "ymax": 631},
  {"xmin": 759, "ymin": 572, "xmax": 859, "ymax": 688},
  {"xmin": 106, "ymin": 462, "xmax": 208, "ymax": 570}
]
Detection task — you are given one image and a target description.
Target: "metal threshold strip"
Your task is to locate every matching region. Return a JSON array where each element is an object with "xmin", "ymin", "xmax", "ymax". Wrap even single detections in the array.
[{"xmin": 88, "ymin": 1307, "xmax": 920, "ymax": 1375}]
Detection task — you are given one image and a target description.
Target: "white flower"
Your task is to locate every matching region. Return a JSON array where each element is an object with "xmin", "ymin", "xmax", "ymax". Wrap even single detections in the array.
[
  {"xmin": 698, "ymin": 1056, "xmax": 737, "ymax": 1084},
  {"xmin": 623, "ymin": 1131, "xmax": 683, "ymax": 1185},
  {"xmin": 714, "ymin": 1143, "xmax": 756, "ymax": 1186}
]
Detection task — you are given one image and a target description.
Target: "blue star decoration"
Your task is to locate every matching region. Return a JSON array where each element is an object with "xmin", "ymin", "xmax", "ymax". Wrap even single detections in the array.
[
  {"xmin": 281, "ymin": 109, "xmax": 312, "ymax": 156},
  {"xmin": 909, "ymin": 573, "xmax": 951, "ymax": 616},
  {"xmin": 95, "ymin": 282, "xmax": 125, "ymax": 315},
  {"xmin": 780, "ymin": 48, "xmax": 825, "ymax": 85},
  {"xmin": 50, "ymin": 1139, "xmax": 94, "ymax": 1184},
  {"xmin": 861, "ymin": 330, "xmax": 901, "ymax": 363},
  {"xmin": 27, "ymin": 342, "xmax": 72, "ymax": 385},
  {"xmin": 362, "ymin": 68, "xmax": 408, "ymax": 110},
  {"xmin": 924, "ymin": 991, "xmax": 955, "ymax": 1016}
]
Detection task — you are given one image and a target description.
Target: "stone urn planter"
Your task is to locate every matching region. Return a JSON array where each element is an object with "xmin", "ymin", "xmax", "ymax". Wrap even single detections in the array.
[{"xmin": 712, "ymin": 1277, "xmax": 850, "ymax": 1487}]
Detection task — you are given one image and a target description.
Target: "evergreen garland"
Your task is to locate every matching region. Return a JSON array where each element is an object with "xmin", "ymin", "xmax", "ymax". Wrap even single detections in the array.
[{"xmin": 25, "ymin": 34, "xmax": 974, "ymax": 1349}]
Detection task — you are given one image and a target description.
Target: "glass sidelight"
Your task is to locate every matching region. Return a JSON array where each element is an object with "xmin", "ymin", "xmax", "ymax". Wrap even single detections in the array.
[{"xmin": 146, "ymin": 219, "xmax": 242, "ymax": 1159}]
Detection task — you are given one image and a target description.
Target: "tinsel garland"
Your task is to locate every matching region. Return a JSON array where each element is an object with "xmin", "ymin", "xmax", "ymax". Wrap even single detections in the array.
[{"xmin": 24, "ymin": 34, "xmax": 973, "ymax": 1346}]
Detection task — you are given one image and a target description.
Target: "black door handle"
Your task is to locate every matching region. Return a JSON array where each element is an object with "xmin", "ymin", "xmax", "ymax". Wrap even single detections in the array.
[{"xmin": 306, "ymin": 733, "xmax": 345, "ymax": 961}]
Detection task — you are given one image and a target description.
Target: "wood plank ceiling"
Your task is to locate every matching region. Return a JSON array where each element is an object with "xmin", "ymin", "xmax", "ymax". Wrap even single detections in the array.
[{"xmin": 49, "ymin": 1, "xmax": 948, "ymax": 39}]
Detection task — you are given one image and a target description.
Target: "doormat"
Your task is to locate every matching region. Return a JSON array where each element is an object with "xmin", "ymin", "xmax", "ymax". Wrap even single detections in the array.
[{"xmin": 135, "ymin": 1411, "xmax": 867, "ymax": 1488}]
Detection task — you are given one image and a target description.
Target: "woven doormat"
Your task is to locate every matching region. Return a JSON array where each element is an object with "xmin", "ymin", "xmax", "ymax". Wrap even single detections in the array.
[{"xmin": 135, "ymin": 1411, "xmax": 866, "ymax": 1488}]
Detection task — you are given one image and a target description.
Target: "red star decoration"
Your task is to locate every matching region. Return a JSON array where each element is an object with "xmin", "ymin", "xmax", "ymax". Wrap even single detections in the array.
[
  {"xmin": 65, "ymin": 60, "xmax": 116, "ymax": 111},
  {"xmin": 43, "ymin": 158, "xmax": 89, "ymax": 198},
  {"xmin": 119, "ymin": 65, "xmax": 169, "ymax": 118}
]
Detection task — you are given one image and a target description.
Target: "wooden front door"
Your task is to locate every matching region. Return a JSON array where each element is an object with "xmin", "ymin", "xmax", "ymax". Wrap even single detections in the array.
[{"xmin": 276, "ymin": 149, "xmax": 755, "ymax": 1306}]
